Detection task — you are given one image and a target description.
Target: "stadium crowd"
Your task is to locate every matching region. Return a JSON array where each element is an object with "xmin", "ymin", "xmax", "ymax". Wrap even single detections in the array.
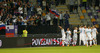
[
  {"xmin": 0, "ymin": 0, "xmax": 99, "ymax": 26},
  {"xmin": 0, "ymin": 0, "xmax": 68, "ymax": 26},
  {"xmin": 0, "ymin": 0, "xmax": 50, "ymax": 26}
]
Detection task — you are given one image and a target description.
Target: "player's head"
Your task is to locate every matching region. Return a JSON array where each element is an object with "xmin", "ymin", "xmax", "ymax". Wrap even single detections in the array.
[
  {"xmin": 74, "ymin": 27, "xmax": 77, "ymax": 30},
  {"xmin": 84, "ymin": 25, "xmax": 87, "ymax": 28},
  {"xmin": 80, "ymin": 25, "xmax": 83, "ymax": 28},
  {"xmin": 67, "ymin": 28, "xmax": 70, "ymax": 31},
  {"xmin": 81, "ymin": 25, "xmax": 84, "ymax": 28},
  {"xmin": 92, "ymin": 25, "xmax": 95, "ymax": 28},
  {"xmin": 91, "ymin": 26, "xmax": 93, "ymax": 29},
  {"xmin": 88, "ymin": 26, "xmax": 90, "ymax": 29}
]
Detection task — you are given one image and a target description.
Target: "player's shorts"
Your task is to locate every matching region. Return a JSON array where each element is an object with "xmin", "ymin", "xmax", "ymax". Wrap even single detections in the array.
[
  {"xmin": 92, "ymin": 34, "xmax": 96, "ymax": 39},
  {"xmin": 66, "ymin": 36, "xmax": 71, "ymax": 41},
  {"xmin": 73, "ymin": 36, "xmax": 77, "ymax": 41},
  {"xmin": 62, "ymin": 36, "xmax": 65, "ymax": 40},
  {"xmin": 80, "ymin": 33, "xmax": 82, "ymax": 41},
  {"xmin": 87, "ymin": 34, "xmax": 92, "ymax": 40},
  {"xmin": 81, "ymin": 33, "xmax": 86, "ymax": 41}
]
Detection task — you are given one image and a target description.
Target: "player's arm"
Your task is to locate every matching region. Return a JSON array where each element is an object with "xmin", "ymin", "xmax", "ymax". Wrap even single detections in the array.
[
  {"xmin": 58, "ymin": 26, "xmax": 63, "ymax": 30},
  {"xmin": 91, "ymin": 31, "xmax": 93, "ymax": 37},
  {"xmin": 96, "ymin": 29, "xmax": 98, "ymax": 34}
]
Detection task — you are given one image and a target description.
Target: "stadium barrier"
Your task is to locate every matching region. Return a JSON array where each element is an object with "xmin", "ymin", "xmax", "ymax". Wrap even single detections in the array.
[
  {"xmin": 0, "ymin": 34, "xmax": 62, "ymax": 48},
  {"xmin": 0, "ymin": 33, "xmax": 100, "ymax": 48},
  {"xmin": 0, "ymin": 25, "xmax": 60, "ymax": 37}
]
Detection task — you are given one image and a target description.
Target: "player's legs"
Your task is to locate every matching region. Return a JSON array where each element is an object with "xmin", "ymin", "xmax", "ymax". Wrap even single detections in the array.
[
  {"xmin": 73, "ymin": 36, "xmax": 76, "ymax": 46},
  {"xmin": 62, "ymin": 36, "xmax": 65, "ymax": 46},
  {"xmin": 86, "ymin": 36, "xmax": 89, "ymax": 47},
  {"xmin": 67, "ymin": 36, "xmax": 71, "ymax": 46},
  {"xmin": 93, "ymin": 34, "xmax": 97, "ymax": 45},
  {"xmin": 89, "ymin": 35, "xmax": 92, "ymax": 47},
  {"xmin": 79, "ymin": 34, "xmax": 82, "ymax": 46},
  {"xmin": 62, "ymin": 40, "xmax": 64, "ymax": 46},
  {"xmin": 82, "ymin": 34, "xmax": 86, "ymax": 45}
]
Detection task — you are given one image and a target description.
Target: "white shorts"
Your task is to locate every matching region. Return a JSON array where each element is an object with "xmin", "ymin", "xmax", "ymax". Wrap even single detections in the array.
[
  {"xmin": 92, "ymin": 34, "xmax": 96, "ymax": 39},
  {"xmin": 87, "ymin": 34, "xmax": 92, "ymax": 40},
  {"xmin": 62, "ymin": 36, "xmax": 65, "ymax": 40},
  {"xmin": 73, "ymin": 36, "xmax": 77, "ymax": 41},
  {"xmin": 80, "ymin": 33, "xmax": 82, "ymax": 41},
  {"xmin": 81, "ymin": 33, "xmax": 86, "ymax": 41},
  {"xmin": 66, "ymin": 36, "xmax": 71, "ymax": 42}
]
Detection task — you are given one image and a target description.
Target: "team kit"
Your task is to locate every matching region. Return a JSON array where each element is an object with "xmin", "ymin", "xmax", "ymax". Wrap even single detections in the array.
[{"xmin": 59, "ymin": 25, "xmax": 98, "ymax": 47}]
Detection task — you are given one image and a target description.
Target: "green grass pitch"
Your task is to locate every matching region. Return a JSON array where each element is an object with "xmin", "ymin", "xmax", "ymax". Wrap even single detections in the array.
[{"xmin": 0, "ymin": 45, "xmax": 100, "ymax": 53}]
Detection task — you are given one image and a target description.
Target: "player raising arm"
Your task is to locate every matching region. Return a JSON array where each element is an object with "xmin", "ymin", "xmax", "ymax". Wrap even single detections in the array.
[{"xmin": 58, "ymin": 26, "xmax": 67, "ymax": 47}]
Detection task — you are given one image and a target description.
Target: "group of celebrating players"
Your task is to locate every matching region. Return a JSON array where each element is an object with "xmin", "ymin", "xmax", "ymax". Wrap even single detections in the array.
[{"xmin": 59, "ymin": 25, "xmax": 98, "ymax": 47}]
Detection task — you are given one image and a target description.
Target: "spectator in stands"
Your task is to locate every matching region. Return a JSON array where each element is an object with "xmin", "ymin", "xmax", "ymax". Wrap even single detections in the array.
[
  {"xmin": 64, "ymin": 11, "xmax": 70, "ymax": 31},
  {"xmin": 36, "ymin": 16, "xmax": 41, "ymax": 26},
  {"xmin": 24, "ymin": 4, "xmax": 27, "ymax": 17},
  {"xmin": 46, "ymin": 3, "xmax": 50, "ymax": 12},
  {"xmin": 69, "ymin": 0, "xmax": 75, "ymax": 13},
  {"xmin": 12, "ymin": 5, "xmax": 17, "ymax": 15},
  {"xmin": 37, "ymin": 0, "xmax": 42, "ymax": 6},
  {"xmin": 12, "ymin": 15, "xmax": 17, "ymax": 25},
  {"xmin": 45, "ymin": 12, "xmax": 51, "ymax": 25},
  {"xmin": 27, "ymin": 2, "xmax": 31, "ymax": 16},
  {"xmin": 9, "ymin": 14, "xmax": 13, "ymax": 25},
  {"xmin": 74, "ymin": 0, "xmax": 78, "ymax": 14},
  {"xmin": 37, "ymin": 6, "xmax": 42, "ymax": 16},
  {"xmin": 27, "ymin": 16, "xmax": 34, "ymax": 25},
  {"xmin": 53, "ymin": 15, "xmax": 58, "ymax": 26},
  {"xmin": 30, "ymin": 2, "xmax": 34, "ymax": 16},
  {"xmin": 5, "ymin": 14, "xmax": 10, "ymax": 25},
  {"xmin": 59, "ymin": 11, "xmax": 63, "ymax": 26},
  {"xmin": 42, "ymin": 0, "xmax": 46, "ymax": 10},
  {"xmin": 33, "ymin": 6, "xmax": 37, "ymax": 14},
  {"xmin": 18, "ymin": 5, "xmax": 23, "ymax": 16},
  {"xmin": 22, "ymin": 17, "xmax": 27, "ymax": 25}
]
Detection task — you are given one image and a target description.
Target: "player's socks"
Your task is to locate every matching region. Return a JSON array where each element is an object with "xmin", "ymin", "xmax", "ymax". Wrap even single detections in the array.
[
  {"xmin": 87, "ymin": 41, "xmax": 88, "ymax": 47},
  {"xmin": 75, "ymin": 41, "xmax": 76, "ymax": 45},
  {"xmin": 93, "ymin": 40, "xmax": 96, "ymax": 45},
  {"xmin": 90, "ymin": 41, "xmax": 92, "ymax": 46},
  {"xmin": 83, "ymin": 41, "xmax": 86, "ymax": 46},
  {"xmin": 95, "ymin": 40, "xmax": 97, "ymax": 45},
  {"xmin": 62, "ymin": 41, "xmax": 64, "ymax": 46},
  {"xmin": 67, "ymin": 44, "xmax": 69, "ymax": 46},
  {"xmin": 79, "ymin": 40, "xmax": 81, "ymax": 46}
]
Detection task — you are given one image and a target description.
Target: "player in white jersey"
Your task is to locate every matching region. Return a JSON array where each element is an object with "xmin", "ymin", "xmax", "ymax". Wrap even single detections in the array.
[
  {"xmin": 92, "ymin": 26, "xmax": 98, "ymax": 45},
  {"xmin": 84, "ymin": 25, "xmax": 88, "ymax": 46},
  {"xmin": 73, "ymin": 27, "xmax": 78, "ymax": 46},
  {"xmin": 85, "ymin": 26, "xmax": 92, "ymax": 47},
  {"xmin": 79, "ymin": 26, "xmax": 83, "ymax": 45},
  {"xmin": 66, "ymin": 28, "xmax": 71, "ymax": 46},
  {"xmin": 81, "ymin": 26, "xmax": 86, "ymax": 45},
  {"xmin": 58, "ymin": 26, "xmax": 67, "ymax": 47}
]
